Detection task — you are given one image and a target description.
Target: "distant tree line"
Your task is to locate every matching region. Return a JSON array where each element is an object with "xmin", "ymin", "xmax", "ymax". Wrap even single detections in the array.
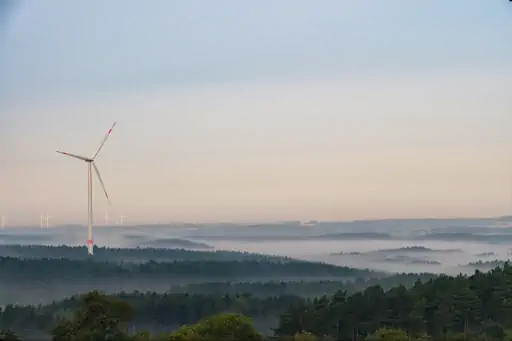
[
  {"xmin": 466, "ymin": 260, "xmax": 510, "ymax": 269},
  {"xmin": 0, "ymin": 244, "xmax": 291, "ymax": 263},
  {"xmin": 167, "ymin": 273, "xmax": 437, "ymax": 298},
  {"xmin": 0, "ymin": 257, "xmax": 378, "ymax": 281}
]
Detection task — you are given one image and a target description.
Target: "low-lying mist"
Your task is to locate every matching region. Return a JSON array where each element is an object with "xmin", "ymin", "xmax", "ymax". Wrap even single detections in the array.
[{"xmin": 1, "ymin": 219, "xmax": 511, "ymax": 276}]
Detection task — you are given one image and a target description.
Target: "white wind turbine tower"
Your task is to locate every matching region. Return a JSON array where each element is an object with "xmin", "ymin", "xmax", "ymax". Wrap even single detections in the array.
[
  {"xmin": 56, "ymin": 122, "xmax": 116, "ymax": 256},
  {"xmin": 105, "ymin": 210, "xmax": 113, "ymax": 226},
  {"xmin": 117, "ymin": 215, "xmax": 127, "ymax": 225},
  {"xmin": 40, "ymin": 212, "xmax": 51, "ymax": 227},
  {"xmin": 44, "ymin": 213, "xmax": 51, "ymax": 228}
]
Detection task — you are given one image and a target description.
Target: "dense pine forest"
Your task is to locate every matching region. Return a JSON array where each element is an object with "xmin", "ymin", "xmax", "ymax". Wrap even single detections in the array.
[{"xmin": 275, "ymin": 264, "xmax": 512, "ymax": 341}]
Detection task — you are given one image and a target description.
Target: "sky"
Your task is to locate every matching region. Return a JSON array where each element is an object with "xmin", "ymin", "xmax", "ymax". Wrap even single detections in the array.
[{"xmin": 1, "ymin": 1, "xmax": 512, "ymax": 225}]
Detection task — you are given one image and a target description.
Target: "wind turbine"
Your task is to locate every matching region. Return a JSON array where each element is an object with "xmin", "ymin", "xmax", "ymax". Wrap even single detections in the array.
[
  {"xmin": 105, "ymin": 210, "xmax": 113, "ymax": 226},
  {"xmin": 56, "ymin": 122, "xmax": 116, "ymax": 256},
  {"xmin": 44, "ymin": 213, "xmax": 51, "ymax": 228},
  {"xmin": 117, "ymin": 215, "xmax": 127, "ymax": 225},
  {"xmin": 40, "ymin": 212, "xmax": 51, "ymax": 228}
]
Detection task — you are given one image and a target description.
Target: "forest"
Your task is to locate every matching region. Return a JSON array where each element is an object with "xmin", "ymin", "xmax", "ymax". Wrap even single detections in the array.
[
  {"xmin": 0, "ymin": 274, "xmax": 437, "ymax": 335},
  {"xmin": 1, "ymin": 264, "xmax": 512, "ymax": 340},
  {"xmin": 0, "ymin": 256, "xmax": 425, "ymax": 306},
  {"xmin": 0, "ymin": 244, "xmax": 509, "ymax": 340},
  {"xmin": 0, "ymin": 245, "xmax": 399, "ymax": 305}
]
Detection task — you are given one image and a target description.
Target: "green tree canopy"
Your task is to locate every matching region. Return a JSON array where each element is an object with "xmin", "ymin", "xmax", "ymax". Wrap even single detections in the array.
[
  {"xmin": 366, "ymin": 327, "xmax": 409, "ymax": 341},
  {"xmin": 51, "ymin": 290, "xmax": 133, "ymax": 341},
  {"xmin": 169, "ymin": 313, "xmax": 263, "ymax": 341}
]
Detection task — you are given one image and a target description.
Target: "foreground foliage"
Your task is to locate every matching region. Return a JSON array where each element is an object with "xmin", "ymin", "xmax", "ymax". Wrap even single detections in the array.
[{"xmin": 49, "ymin": 291, "xmax": 264, "ymax": 341}]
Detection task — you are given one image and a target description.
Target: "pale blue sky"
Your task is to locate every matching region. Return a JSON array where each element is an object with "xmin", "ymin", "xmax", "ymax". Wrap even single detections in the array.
[{"xmin": 1, "ymin": 1, "xmax": 512, "ymax": 225}]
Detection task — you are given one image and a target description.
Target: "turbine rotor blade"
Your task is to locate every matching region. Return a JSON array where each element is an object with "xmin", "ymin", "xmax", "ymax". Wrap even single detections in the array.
[
  {"xmin": 56, "ymin": 151, "xmax": 91, "ymax": 162},
  {"xmin": 92, "ymin": 161, "xmax": 111, "ymax": 205},
  {"xmin": 92, "ymin": 122, "xmax": 116, "ymax": 160}
]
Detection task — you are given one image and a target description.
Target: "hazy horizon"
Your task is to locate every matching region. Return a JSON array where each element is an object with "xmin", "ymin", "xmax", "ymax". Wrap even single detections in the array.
[
  {"xmin": 2, "ymin": 1, "xmax": 512, "ymax": 225},
  {"xmin": 2, "ymin": 214, "xmax": 512, "ymax": 229}
]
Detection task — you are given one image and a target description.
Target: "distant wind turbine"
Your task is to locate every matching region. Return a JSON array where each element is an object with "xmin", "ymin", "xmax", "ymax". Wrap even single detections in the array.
[
  {"xmin": 56, "ymin": 122, "xmax": 116, "ymax": 256},
  {"xmin": 105, "ymin": 210, "xmax": 113, "ymax": 226},
  {"xmin": 118, "ymin": 215, "xmax": 127, "ymax": 225},
  {"xmin": 42, "ymin": 213, "xmax": 51, "ymax": 228}
]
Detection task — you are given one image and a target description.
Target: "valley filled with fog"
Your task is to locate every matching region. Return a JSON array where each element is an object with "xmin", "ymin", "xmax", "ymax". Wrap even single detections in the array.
[{"xmin": 2, "ymin": 218, "xmax": 511, "ymax": 275}]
